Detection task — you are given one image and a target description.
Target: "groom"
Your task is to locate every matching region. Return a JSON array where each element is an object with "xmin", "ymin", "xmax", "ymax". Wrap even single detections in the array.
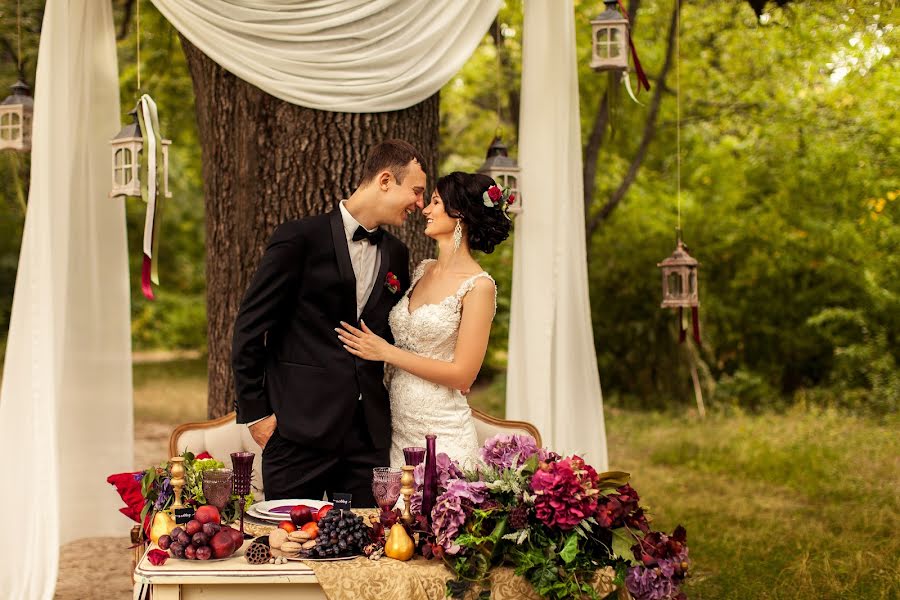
[{"xmin": 232, "ymin": 139, "xmax": 427, "ymax": 504}]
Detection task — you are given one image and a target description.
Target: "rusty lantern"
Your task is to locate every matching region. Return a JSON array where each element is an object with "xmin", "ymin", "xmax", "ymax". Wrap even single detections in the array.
[{"xmin": 658, "ymin": 234, "xmax": 701, "ymax": 344}]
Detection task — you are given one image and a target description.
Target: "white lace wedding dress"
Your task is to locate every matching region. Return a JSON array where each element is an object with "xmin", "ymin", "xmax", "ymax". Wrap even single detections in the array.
[{"xmin": 387, "ymin": 259, "xmax": 495, "ymax": 468}]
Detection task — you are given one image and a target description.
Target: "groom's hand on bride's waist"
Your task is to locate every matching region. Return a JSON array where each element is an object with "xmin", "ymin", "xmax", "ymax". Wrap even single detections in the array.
[{"xmin": 248, "ymin": 414, "xmax": 277, "ymax": 449}]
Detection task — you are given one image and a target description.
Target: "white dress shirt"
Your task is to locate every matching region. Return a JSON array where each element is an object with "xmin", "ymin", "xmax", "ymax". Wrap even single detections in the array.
[{"xmin": 339, "ymin": 200, "xmax": 381, "ymax": 319}]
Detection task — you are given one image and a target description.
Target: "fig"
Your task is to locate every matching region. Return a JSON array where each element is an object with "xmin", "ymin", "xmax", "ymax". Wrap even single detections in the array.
[
  {"xmin": 177, "ymin": 531, "xmax": 191, "ymax": 547},
  {"xmin": 158, "ymin": 535, "xmax": 172, "ymax": 550},
  {"xmin": 184, "ymin": 544, "xmax": 196, "ymax": 560},
  {"xmin": 169, "ymin": 542, "xmax": 184, "ymax": 558},
  {"xmin": 195, "ymin": 545, "xmax": 212, "ymax": 560},
  {"xmin": 202, "ymin": 522, "xmax": 221, "ymax": 538},
  {"xmin": 185, "ymin": 519, "xmax": 202, "ymax": 535},
  {"xmin": 192, "ymin": 532, "xmax": 208, "ymax": 547},
  {"xmin": 170, "ymin": 526, "xmax": 184, "ymax": 540}
]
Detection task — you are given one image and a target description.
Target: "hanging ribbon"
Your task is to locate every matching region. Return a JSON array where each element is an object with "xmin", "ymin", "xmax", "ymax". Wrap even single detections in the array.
[
  {"xmin": 135, "ymin": 94, "xmax": 164, "ymax": 300},
  {"xmin": 677, "ymin": 306, "xmax": 702, "ymax": 346},
  {"xmin": 616, "ymin": 0, "xmax": 651, "ymax": 94}
]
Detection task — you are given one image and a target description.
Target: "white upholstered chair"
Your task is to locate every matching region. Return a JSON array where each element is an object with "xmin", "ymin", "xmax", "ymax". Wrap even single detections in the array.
[{"xmin": 168, "ymin": 409, "xmax": 542, "ymax": 501}]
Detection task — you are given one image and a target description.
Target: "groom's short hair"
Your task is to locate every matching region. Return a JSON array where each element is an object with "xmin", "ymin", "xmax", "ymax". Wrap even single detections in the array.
[{"xmin": 360, "ymin": 139, "xmax": 427, "ymax": 186}]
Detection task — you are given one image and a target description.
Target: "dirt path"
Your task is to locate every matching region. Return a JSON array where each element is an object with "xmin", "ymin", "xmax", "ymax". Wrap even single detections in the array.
[{"xmin": 55, "ymin": 420, "xmax": 175, "ymax": 599}]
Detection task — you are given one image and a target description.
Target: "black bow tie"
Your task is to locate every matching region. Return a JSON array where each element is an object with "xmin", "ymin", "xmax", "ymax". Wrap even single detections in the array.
[{"xmin": 352, "ymin": 225, "xmax": 383, "ymax": 245}]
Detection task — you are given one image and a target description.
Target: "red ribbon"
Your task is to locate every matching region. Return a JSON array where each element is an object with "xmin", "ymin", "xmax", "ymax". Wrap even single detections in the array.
[
  {"xmin": 617, "ymin": 0, "xmax": 651, "ymax": 92},
  {"xmin": 141, "ymin": 254, "xmax": 155, "ymax": 300},
  {"xmin": 678, "ymin": 306, "xmax": 702, "ymax": 346}
]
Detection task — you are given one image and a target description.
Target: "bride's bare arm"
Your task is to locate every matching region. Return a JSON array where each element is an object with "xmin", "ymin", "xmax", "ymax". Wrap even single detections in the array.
[{"xmin": 337, "ymin": 278, "xmax": 495, "ymax": 391}]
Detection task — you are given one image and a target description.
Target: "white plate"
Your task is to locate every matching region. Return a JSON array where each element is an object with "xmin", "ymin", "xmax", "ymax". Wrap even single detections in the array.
[
  {"xmin": 246, "ymin": 505, "xmax": 289, "ymax": 522},
  {"xmin": 253, "ymin": 499, "xmax": 331, "ymax": 518}
]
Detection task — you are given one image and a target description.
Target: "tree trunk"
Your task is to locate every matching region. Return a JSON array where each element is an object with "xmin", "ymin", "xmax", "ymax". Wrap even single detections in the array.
[{"xmin": 180, "ymin": 36, "xmax": 439, "ymax": 419}]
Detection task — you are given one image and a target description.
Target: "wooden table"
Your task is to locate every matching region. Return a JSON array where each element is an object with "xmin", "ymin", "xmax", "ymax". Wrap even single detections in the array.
[{"xmin": 133, "ymin": 542, "xmax": 328, "ymax": 600}]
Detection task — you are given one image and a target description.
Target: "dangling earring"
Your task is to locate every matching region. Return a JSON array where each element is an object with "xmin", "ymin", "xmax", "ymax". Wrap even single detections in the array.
[{"xmin": 453, "ymin": 220, "xmax": 463, "ymax": 253}]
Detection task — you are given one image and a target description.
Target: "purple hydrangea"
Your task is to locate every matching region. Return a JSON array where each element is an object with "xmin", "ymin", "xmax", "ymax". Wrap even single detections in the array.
[
  {"xmin": 625, "ymin": 566, "xmax": 679, "ymax": 600},
  {"xmin": 480, "ymin": 434, "xmax": 546, "ymax": 470},
  {"xmin": 431, "ymin": 479, "xmax": 488, "ymax": 554},
  {"xmin": 411, "ymin": 453, "xmax": 464, "ymax": 513}
]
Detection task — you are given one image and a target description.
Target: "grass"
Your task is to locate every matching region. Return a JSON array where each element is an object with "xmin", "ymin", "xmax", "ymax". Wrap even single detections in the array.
[{"xmin": 133, "ymin": 358, "xmax": 208, "ymax": 423}]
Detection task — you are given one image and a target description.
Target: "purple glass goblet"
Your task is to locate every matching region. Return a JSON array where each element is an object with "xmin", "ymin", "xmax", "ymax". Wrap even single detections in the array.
[
  {"xmin": 371, "ymin": 467, "xmax": 402, "ymax": 512},
  {"xmin": 403, "ymin": 446, "xmax": 426, "ymax": 466},
  {"xmin": 230, "ymin": 452, "xmax": 254, "ymax": 536}
]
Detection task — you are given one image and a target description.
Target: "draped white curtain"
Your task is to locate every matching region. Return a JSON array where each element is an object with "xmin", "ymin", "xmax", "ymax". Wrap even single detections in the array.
[
  {"xmin": 149, "ymin": 0, "xmax": 501, "ymax": 112},
  {"xmin": 507, "ymin": 0, "xmax": 608, "ymax": 470},
  {"xmin": 0, "ymin": 1, "xmax": 132, "ymax": 598}
]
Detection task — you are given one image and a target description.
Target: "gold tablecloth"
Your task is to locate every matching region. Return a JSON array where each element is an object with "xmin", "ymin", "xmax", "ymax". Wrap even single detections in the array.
[{"xmin": 245, "ymin": 510, "xmax": 620, "ymax": 600}]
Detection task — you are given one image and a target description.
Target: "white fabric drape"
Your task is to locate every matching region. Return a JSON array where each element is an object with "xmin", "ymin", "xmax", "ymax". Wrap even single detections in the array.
[
  {"xmin": 149, "ymin": 0, "xmax": 501, "ymax": 113},
  {"xmin": 0, "ymin": 1, "xmax": 133, "ymax": 597},
  {"xmin": 507, "ymin": 0, "xmax": 608, "ymax": 470}
]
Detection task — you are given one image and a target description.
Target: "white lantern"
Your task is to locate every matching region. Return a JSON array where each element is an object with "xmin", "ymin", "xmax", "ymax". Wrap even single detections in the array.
[
  {"xmin": 110, "ymin": 110, "xmax": 143, "ymax": 198},
  {"xmin": 109, "ymin": 109, "xmax": 173, "ymax": 199},
  {"xmin": 590, "ymin": 0, "xmax": 629, "ymax": 72},
  {"xmin": 0, "ymin": 80, "xmax": 33, "ymax": 152},
  {"xmin": 477, "ymin": 136, "xmax": 522, "ymax": 214}
]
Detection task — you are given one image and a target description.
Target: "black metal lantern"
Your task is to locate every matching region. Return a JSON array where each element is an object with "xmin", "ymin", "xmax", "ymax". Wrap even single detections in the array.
[
  {"xmin": 658, "ymin": 237, "xmax": 699, "ymax": 308},
  {"xmin": 0, "ymin": 80, "xmax": 33, "ymax": 152},
  {"xmin": 590, "ymin": 0, "xmax": 629, "ymax": 72},
  {"xmin": 477, "ymin": 135, "xmax": 521, "ymax": 214}
]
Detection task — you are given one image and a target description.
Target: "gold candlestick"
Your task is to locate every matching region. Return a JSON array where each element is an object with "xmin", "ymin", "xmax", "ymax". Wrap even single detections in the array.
[
  {"xmin": 169, "ymin": 457, "xmax": 185, "ymax": 509},
  {"xmin": 400, "ymin": 465, "xmax": 415, "ymax": 525}
]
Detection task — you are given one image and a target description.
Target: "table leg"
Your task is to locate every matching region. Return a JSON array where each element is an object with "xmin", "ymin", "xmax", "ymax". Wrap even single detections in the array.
[{"xmin": 152, "ymin": 584, "xmax": 182, "ymax": 600}]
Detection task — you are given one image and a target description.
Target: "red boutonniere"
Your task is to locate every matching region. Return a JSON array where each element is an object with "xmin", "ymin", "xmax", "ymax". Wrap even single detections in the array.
[{"xmin": 385, "ymin": 272, "xmax": 401, "ymax": 294}]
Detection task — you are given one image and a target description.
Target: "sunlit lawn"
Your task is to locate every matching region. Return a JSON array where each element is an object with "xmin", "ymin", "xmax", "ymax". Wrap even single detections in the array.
[{"xmin": 30, "ymin": 359, "xmax": 900, "ymax": 599}]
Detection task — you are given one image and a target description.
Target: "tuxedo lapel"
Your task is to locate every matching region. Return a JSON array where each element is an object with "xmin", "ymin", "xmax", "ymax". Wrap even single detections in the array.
[
  {"xmin": 361, "ymin": 239, "xmax": 390, "ymax": 320},
  {"xmin": 329, "ymin": 209, "xmax": 357, "ymax": 318}
]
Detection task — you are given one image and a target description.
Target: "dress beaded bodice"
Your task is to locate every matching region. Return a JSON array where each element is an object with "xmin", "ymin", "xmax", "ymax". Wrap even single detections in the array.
[{"xmin": 387, "ymin": 259, "xmax": 496, "ymax": 467}]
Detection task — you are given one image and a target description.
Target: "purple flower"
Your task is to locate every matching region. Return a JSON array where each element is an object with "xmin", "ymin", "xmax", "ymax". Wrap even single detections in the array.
[
  {"xmin": 153, "ymin": 478, "xmax": 172, "ymax": 510},
  {"xmin": 625, "ymin": 565, "xmax": 679, "ymax": 600},
  {"xmin": 412, "ymin": 453, "xmax": 464, "ymax": 514},
  {"xmin": 430, "ymin": 479, "xmax": 488, "ymax": 554},
  {"xmin": 480, "ymin": 434, "xmax": 545, "ymax": 470}
]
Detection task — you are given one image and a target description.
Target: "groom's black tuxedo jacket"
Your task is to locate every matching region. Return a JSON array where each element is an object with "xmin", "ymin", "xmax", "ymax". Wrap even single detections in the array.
[{"xmin": 232, "ymin": 208, "xmax": 410, "ymax": 451}]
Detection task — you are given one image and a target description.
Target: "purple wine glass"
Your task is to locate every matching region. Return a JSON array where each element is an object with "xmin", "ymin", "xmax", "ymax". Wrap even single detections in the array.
[
  {"xmin": 371, "ymin": 467, "xmax": 402, "ymax": 512},
  {"xmin": 403, "ymin": 446, "xmax": 426, "ymax": 466},
  {"xmin": 422, "ymin": 435, "xmax": 438, "ymax": 522},
  {"xmin": 230, "ymin": 451, "xmax": 254, "ymax": 537}
]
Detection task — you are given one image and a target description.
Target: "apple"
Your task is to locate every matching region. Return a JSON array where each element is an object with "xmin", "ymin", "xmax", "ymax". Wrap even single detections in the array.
[
  {"xmin": 290, "ymin": 505, "xmax": 313, "ymax": 527},
  {"xmin": 210, "ymin": 530, "xmax": 236, "ymax": 559},
  {"xmin": 195, "ymin": 505, "xmax": 221, "ymax": 525},
  {"xmin": 278, "ymin": 520, "xmax": 296, "ymax": 533},
  {"xmin": 226, "ymin": 527, "xmax": 244, "ymax": 550},
  {"xmin": 315, "ymin": 505, "xmax": 333, "ymax": 522}
]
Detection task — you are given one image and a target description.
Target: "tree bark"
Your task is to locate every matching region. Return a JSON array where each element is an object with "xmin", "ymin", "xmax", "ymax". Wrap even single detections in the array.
[{"xmin": 180, "ymin": 36, "xmax": 439, "ymax": 418}]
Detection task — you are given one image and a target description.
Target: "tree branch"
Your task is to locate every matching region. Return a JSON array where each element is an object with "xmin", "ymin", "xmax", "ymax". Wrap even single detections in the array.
[
  {"xmin": 586, "ymin": 0, "xmax": 680, "ymax": 240},
  {"xmin": 118, "ymin": 0, "xmax": 137, "ymax": 41}
]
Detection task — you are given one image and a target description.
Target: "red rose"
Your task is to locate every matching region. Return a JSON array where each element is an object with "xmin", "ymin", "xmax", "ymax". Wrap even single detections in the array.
[
  {"xmin": 487, "ymin": 186, "xmax": 502, "ymax": 201},
  {"xmin": 508, "ymin": 193, "xmax": 516, "ymax": 205},
  {"xmin": 147, "ymin": 549, "xmax": 169, "ymax": 566}
]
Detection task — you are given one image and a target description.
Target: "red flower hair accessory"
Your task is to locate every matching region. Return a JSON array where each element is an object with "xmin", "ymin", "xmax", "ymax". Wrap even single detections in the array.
[{"xmin": 482, "ymin": 184, "xmax": 515, "ymax": 220}]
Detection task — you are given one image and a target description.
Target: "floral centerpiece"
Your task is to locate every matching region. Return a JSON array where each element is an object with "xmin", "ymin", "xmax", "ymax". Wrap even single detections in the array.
[
  {"xmin": 111, "ymin": 451, "xmax": 254, "ymax": 541},
  {"xmin": 414, "ymin": 435, "xmax": 690, "ymax": 600}
]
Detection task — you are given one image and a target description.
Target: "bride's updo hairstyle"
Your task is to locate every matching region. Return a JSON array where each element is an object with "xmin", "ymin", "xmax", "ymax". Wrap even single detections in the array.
[{"xmin": 437, "ymin": 171, "xmax": 512, "ymax": 254}]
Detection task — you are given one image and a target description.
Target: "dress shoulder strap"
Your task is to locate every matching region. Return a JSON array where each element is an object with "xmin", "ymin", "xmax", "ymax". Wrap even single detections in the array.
[
  {"xmin": 411, "ymin": 259, "xmax": 437, "ymax": 287},
  {"xmin": 454, "ymin": 272, "xmax": 497, "ymax": 317}
]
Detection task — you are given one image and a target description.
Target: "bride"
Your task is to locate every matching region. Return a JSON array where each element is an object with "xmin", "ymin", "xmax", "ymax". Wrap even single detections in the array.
[{"xmin": 337, "ymin": 171, "xmax": 513, "ymax": 467}]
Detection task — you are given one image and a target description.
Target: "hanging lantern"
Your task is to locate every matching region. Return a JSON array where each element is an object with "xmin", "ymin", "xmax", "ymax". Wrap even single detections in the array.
[
  {"xmin": 477, "ymin": 135, "xmax": 521, "ymax": 214},
  {"xmin": 109, "ymin": 109, "xmax": 143, "ymax": 198},
  {"xmin": 109, "ymin": 108, "xmax": 173, "ymax": 199},
  {"xmin": 0, "ymin": 80, "xmax": 33, "ymax": 152},
  {"xmin": 590, "ymin": 1, "xmax": 629, "ymax": 72},
  {"xmin": 658, "ymin": 234, "xmax": 701, "ymax": 344}
]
